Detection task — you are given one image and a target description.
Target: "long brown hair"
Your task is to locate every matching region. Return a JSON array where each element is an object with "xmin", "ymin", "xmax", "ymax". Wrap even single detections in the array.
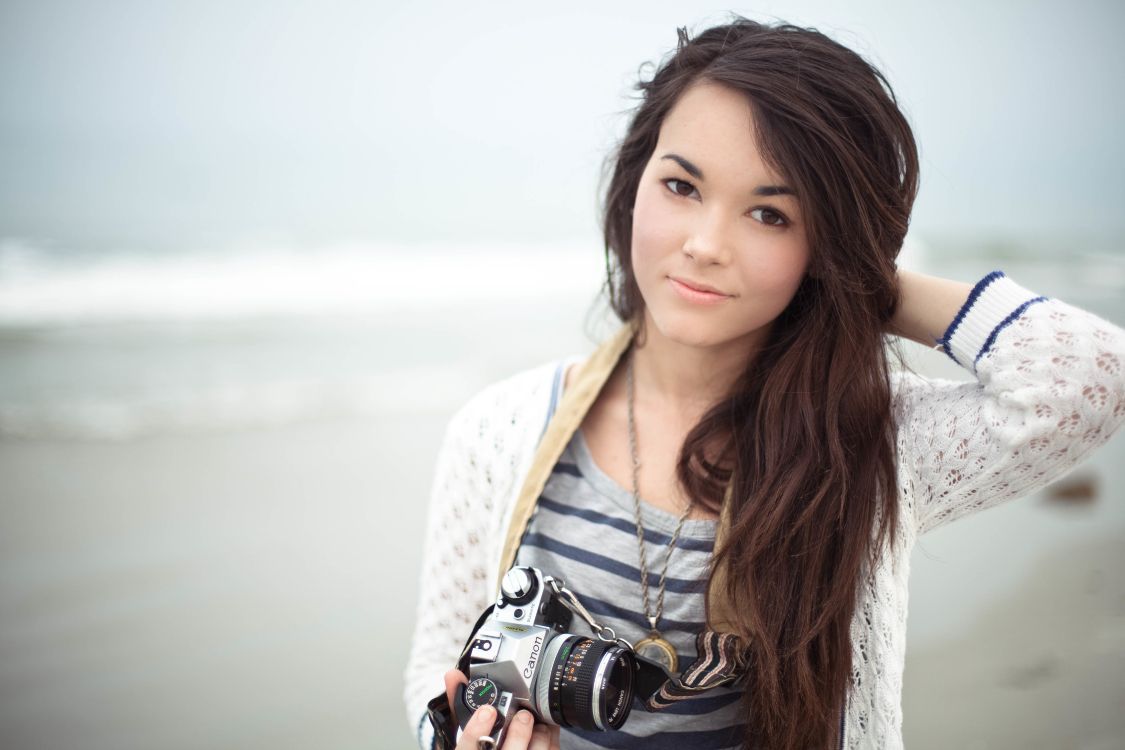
[{"xmin": 599, "ymin": 16, "xmax": 916, "ymax": 750}]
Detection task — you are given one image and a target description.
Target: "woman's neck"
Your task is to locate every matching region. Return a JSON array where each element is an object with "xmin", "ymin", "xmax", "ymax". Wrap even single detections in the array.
[{"xmin": 631, "ymin": 316, "xmax": 757, "ymax": 420}]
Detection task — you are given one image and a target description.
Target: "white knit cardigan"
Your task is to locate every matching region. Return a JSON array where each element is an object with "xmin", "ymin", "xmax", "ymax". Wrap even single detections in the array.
[{"xmin": 404, "ymin": 273, "xmax": 1125, "ymax": 749}]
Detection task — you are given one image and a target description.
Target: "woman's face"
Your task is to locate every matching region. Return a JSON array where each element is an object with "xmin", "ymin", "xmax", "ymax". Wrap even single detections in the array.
[{"xmin": 631, "ymin": 80, "xmax": 811, "ymax": 355}]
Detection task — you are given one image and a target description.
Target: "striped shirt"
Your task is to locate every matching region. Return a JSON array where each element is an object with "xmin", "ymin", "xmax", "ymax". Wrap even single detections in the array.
[{"xmin": 515, "ymin": 426, "xmax": 745, "ymax": 750}]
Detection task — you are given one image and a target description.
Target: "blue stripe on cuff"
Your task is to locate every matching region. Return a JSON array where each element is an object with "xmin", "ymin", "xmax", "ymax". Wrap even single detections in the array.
[
  {"xmin": 936, "ymin": 269, "xmax": 1006, "ymax": 362},
  {"xmin": 973, "ymin": 295, "xmax": 1049, "ymax": 367}
]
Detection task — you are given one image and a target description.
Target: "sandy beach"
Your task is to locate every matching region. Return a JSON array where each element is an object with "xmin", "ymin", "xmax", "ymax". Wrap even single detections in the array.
[
  {"xmin": 903, "ymin": 532, "xmax": 1125, "ymax": 749},
  {"xmin": 1, "ymin": 414, "xmax": 445, "ymax": 750},
  {"xmin": 2, "ymin": 247, "xmax": 1123, "ymax": 749},
  {"xmin": 2, "ymin": 408, "xmax": 1123, "ymax": 749},
  {"xmin": 4, "ymin": 0, "xmax": 1125, "ymax": 743}
]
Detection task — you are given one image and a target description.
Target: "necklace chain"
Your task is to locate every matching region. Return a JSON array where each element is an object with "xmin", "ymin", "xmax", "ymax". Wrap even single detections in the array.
[{"xmin": 626, "ymin": 346, "xmax": 694, "ymax": 632}]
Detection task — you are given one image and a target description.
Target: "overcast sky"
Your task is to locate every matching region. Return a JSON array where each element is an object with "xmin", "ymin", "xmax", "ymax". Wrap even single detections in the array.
[{"xmin": 1, "ymin": 0, "xmax": 1123, "ymax": 255}]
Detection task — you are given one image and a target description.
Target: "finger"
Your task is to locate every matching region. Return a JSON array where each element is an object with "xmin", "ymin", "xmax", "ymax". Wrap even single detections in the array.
[
  {"xmin": 499, "ymin": 710, "xmax": 535, "ymax": 749},
  {"xmin": 444, "ymin": 668, "xmax": 467, "ymax": 715},
  {"xmin": 454, "ymin": 706, "xmax": 496, "ymax": 750},
  {"xmin": 527, "ymin": 722, "xmax": 555, "ymax": 750},
  {"xmin": 547, "ymin": 725, "xmax": 562, "ymax": 750}
]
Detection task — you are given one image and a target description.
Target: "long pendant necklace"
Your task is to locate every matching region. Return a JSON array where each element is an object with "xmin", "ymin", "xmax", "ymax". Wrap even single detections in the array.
[{"xmin": 626, "ymin": 346, "xmax": 694, "ymax": 673}]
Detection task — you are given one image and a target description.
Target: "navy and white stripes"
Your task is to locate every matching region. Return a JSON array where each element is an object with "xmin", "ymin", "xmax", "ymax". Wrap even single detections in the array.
[
  {"xmin": 516, "ymin": 429, "xmax": 743, "ymax": 750},
  {"xmin": 936, "ymin": 270, "xmax": 1048, "ymax": 371}
]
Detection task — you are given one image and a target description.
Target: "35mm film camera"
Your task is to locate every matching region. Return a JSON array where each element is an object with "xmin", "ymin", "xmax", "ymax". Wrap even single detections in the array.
[{"xmin": 452, "ymin": 566, "xmax": 637, "ymax": 748}]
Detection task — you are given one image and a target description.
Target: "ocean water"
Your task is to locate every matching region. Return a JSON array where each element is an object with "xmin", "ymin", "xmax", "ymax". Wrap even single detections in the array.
[
  {"xmin": 0, "ymin": 239, "xmax": 610, "ymax": 440},
  {"xmin": 3, "ymin": 235, "xmax": 1122, "ymax": 441},
  {"xmin": 1, "ymin": 236, "xmax": 1124, "ymax": 750}
]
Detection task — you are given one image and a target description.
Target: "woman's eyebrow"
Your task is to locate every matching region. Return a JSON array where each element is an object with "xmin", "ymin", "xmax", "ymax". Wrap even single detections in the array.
[{"xmin": 660, "ymin": 153, "xmax": 796, "ymax": 197}]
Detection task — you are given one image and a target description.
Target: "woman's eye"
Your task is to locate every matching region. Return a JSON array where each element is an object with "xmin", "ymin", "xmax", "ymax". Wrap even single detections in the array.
[
  {"xmin": 662, "ymin": 178, "xmax": 698, "ymax": 199},
  {"xmin": 750, "ymin": 207, "xmax": 788, "ymax": 227},
  {"xmin": 662, "ymin": 179, "xmax": 788, "ymax": 228}
]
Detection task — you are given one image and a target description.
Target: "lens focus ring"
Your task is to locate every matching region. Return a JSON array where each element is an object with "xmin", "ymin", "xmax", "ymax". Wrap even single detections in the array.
[
  {"xmin": 533, "ymin": 634, "xmax": 636, "ymax": 732},
  {"xmin": 570, "ymin": 640, "xmax": 607, "ymax": 728},
  {"xmin": 533, "ymin": 634, "xmax": 576, "ymax": 724}
]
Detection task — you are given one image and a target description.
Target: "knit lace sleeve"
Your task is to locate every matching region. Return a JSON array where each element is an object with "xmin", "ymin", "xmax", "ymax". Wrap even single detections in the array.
[
  {"xmin": 402, "ymin": 396, "xmax": 498, "ymax": 748},
  {"xmin": 894, "ymin": 271, "xmax": 1125, "ymax": 535}
]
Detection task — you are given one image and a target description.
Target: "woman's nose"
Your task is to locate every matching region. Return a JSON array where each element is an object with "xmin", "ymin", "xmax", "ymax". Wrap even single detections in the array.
[{"xmin": 681, "ymin": 211, "xmax": 733, "ymax": 264}]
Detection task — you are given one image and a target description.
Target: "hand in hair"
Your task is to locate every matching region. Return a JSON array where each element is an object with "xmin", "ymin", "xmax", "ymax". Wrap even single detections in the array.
[{"xmin": 886, "ymin": 268, "xmax": 974, "ymax": 347}]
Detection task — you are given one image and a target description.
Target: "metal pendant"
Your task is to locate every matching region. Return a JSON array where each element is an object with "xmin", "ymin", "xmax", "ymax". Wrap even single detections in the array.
[{"xmin": 634, "ymin": 631, "xmax": 679, "ymax": 673}]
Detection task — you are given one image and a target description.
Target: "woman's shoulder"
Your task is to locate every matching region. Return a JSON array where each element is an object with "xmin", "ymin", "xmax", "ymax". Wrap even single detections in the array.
[{"xmin": 446, "ymin": 352, "xmax": 586, "ymax": 441}]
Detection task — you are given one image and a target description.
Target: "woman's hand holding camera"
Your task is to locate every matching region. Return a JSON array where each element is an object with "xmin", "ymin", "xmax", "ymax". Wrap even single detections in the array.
[{"xmin": 444, "ymin": 669, "xmax": 561, "ymax": 750}]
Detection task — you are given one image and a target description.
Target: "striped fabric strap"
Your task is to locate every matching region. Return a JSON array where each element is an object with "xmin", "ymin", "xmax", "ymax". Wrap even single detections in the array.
[
  {"xmin": 638, "ymin": 631, "xmax": 749, "ymax": 711},
  {"xmin": 639, "ymin": 631, "xmax": 846, "ymax": 748}
]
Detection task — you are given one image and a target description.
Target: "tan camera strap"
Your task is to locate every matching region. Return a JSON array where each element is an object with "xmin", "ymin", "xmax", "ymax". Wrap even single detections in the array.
[
  {"xmin": 496, "ymin": 319, "xmax": 743, "ymax": 632},
  {"xmin": 452, "ymin": 325, "xmax": 846, "ymax": 747},
  {"xmin": 496, "ymin": 320, "xmax": 636, "ymax": 583}
]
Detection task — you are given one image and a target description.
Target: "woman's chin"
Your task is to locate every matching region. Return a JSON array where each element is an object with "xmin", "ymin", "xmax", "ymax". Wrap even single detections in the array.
[
  {"xmin": 647, "ymin": 316, "xmax": 735, "ymax": 350},
  {"xmin": 642, "ymin": 307, "xmax": 773, "ymax": 353}
]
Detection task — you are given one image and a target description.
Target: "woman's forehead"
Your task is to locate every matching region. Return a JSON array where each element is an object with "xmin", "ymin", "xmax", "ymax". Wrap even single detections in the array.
[{"xmin": 655, "ymin": 83, "xmax": 790, "ymax": 194}]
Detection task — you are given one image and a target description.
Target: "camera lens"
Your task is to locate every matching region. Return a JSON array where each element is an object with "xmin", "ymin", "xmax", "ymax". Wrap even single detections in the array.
[{"xmin": 533, "ymin": 635, "xmax": 636, "ymax": 731}]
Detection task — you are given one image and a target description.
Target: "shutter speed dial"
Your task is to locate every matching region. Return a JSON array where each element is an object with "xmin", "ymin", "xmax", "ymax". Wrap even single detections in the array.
[
  {"xmin": 464, "ymin": 677, "xmax": 499, "ymax": 712},
  {"xmin": 500, "ymin": 568, "xmax": 538, "ymax": 606}
]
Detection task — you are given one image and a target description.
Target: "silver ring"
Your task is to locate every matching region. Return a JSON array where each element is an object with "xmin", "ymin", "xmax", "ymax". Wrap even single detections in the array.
[{"xmin": 477, "ymin": 737, "xmax": 496, "ymax": 750}]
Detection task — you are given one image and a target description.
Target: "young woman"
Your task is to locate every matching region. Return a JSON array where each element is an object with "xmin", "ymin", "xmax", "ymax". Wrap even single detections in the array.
[{"xmin": 404, "ymin": 17, "xmax": 1125, "ymax": 750}]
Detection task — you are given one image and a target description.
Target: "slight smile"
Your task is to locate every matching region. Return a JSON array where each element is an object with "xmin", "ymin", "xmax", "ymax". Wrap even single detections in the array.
[{"xmin": 668, "ymin": 276, "xmax": 733, "ymax": 304}]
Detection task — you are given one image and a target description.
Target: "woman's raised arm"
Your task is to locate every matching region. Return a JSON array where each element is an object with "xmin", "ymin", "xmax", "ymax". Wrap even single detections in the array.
[{"xmin": 889, "ymin": 270, "xmax": 1125, "ymax": 535}]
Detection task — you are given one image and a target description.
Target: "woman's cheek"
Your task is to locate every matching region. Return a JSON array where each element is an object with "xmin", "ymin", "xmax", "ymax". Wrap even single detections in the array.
[
  {"xmin": 755, "ymin": 237, "xmax": 811, "ymax": 286},
  {"xmin": 631, "ymin": 195, "xmax": 676, "ymax": 278},
  {"xmin": 630, "ymin": 228, "xmax": 659, "ymax": 282}
]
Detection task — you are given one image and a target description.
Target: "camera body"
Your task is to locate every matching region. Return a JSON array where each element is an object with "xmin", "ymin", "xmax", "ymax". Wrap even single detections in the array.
[{"xmin": 454, "ymin": 566, "xmax": 635, "ymax": 747}]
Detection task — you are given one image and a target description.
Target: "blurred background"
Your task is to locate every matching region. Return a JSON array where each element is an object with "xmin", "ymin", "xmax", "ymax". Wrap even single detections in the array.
[{"xmin": 1, "ymin": 0, "xmax": 1123, "ymax": 748}]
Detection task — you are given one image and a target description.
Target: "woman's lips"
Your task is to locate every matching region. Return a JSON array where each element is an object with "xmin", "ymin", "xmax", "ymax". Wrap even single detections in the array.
[{"xmin": 668, "ymin": 276, "xmax": 731, "ymax": 304}]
